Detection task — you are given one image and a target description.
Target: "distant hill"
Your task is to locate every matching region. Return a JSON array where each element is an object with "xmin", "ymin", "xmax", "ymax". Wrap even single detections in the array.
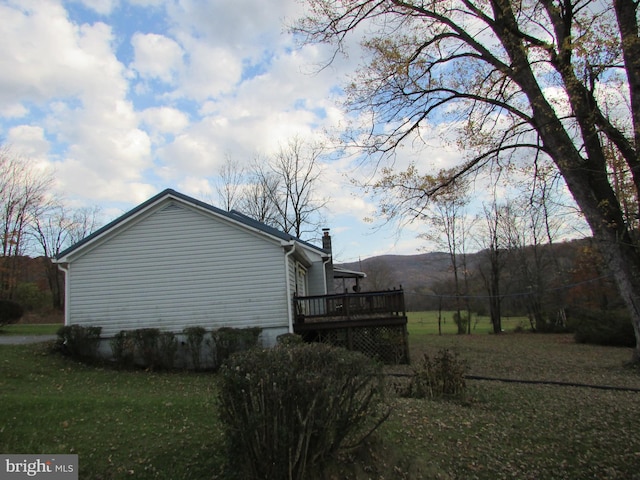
[
  {"xmin": 337, "ymin": 251, "xmax": 479, "ymax": 293},
  {"xmin": 335, "ymin": 237, "xmax": 602, "ymax": 300}
]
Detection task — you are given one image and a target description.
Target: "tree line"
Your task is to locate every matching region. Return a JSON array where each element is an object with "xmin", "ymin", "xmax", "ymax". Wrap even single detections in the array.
[{"xmin": 0, "ymin": 145, "xmax": 101, "ymax": 309}]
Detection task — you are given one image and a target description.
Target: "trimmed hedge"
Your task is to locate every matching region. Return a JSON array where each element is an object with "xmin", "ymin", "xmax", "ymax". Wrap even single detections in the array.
[
  {"xmin": 60, "ymin": 325, "xmax": 263, "ymax": 370},
  {"xmin": 57, "ymin": 325, "xmax": 102, "ymax": 359},
  {"xmin": 183, "ymin": 326, "xmax": 207, "ymax": 370},
  {"xmin": 210, "ymin": 327, "xmax": 261, "ymax": 370},
  {"xmin": 110, "ymin": 330, "xmax": 135, "ymax": 368}
]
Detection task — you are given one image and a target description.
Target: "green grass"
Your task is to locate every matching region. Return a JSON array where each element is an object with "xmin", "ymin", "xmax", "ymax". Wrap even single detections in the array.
[
  {"xmin": 1, "ymin": 330, "xmax": 640, "ymax": 479},
  {"xmin": 408, "ymin": 310, "xmax": 528, "ymax": 335},
  {"xmin": 1, "ymin": 343, "xmax": 225, "ymax": 478},
  {"xmin": 0, "ymin": 324, "xmax": 61, "ymax": 335}
]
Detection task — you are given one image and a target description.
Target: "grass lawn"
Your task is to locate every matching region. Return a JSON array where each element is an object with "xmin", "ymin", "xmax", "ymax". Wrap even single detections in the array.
[
  {"xmin": 0, "ymin": 324, "xmax": 61, "ymax": 336},
  {"xmin": 408, "ymin": 310, "xmax": 528, "ymax": 336},
  {"xmin": 1, "ymin": 328, "xmax": 640, "ymax": 479}
]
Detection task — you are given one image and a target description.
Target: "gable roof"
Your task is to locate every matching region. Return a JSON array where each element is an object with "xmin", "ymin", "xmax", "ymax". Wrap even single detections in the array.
[{"xmin": 55, "ymin": 188, "xmax": 329, "ymax": 262}]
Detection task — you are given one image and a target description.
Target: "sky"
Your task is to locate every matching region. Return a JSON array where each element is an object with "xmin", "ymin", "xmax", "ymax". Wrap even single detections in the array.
[
  {"xmin": 0, "ymin": 0, "xmax": 588, "ymax": 263},
  {"xmin": 0, "ymin": 0, "xmax": 454, "ymax": 263}
]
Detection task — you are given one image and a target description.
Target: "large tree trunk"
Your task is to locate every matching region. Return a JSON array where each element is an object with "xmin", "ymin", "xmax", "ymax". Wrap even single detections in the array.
[
  {"xmin": 532, "ymin": 94, "xmax": 640, "ymax": 361},
  {"xmin": 492, "ymin": 0, "xmax": 640, "ymax": 362},
  {"xmin": 530, "ymin": 90, "xmax": 640, "ymax": 360},
  {"xmin": 594, "ymin": 234, "xmax": 640, "ymax": 362}
]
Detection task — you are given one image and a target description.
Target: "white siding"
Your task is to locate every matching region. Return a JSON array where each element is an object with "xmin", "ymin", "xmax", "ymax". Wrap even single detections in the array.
[
  {"xmin": 287, "ymin": 255, "xmax": 297, "ymax": 299},
  {"xmin": 67, "ymin": 202, "xmax": 289, "ymax": 337},
  {"xmin": 306, "ymin": 260, "xmax": 327, "ymax": 295}
]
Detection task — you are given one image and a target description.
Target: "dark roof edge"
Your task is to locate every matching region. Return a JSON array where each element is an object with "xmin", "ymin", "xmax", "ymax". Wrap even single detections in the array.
[{"xmin": 55, "ymin": 188, "xmax": 329, "ymax": 260}]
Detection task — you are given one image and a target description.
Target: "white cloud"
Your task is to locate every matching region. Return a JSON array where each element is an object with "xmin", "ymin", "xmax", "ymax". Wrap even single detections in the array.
[
  {"xmin": 178, "ymin": 42, "xmax": 243, "ymax": 100},
  {"xmin": 131, "ymin": 33, "xmax": 183, "ymax": 83},
  {"xmin": 0, "ymin": 1, "xmax": 159, "ymax": 204},
  {"xmin": 167, "ymin": 0, "xmax": 304, "ymax": 54},
  {"xmin": 140, "ymin": 107, "xmax": 189, "ymax": 135},
  {"xmin": 0, "ymin": 2, "xmax": 126, "ymax": 107},
  {"xmin": 6, "ymin": 125, "xmax": 50, "ymax": 159},
  {"xmin": 177, "ymin": 176, "xmax": 214, "ymax": 200},
  {"xmin": 0, "ymin": 103, "xmax": 28, "ymax": 119},
  {"xmin": 156, "ymin": 125, "xmax": 222, "ymax": 176},
  {"xmin": 54, "ymin": 156, "xmax": 156, "ymax": 204}
]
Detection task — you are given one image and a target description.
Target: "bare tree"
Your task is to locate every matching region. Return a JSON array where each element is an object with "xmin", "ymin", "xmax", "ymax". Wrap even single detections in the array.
[
  {"xmin": 477, "ymin": 198, "xmax": 507, "ymax": 334},
  {"xmin": 67, "ymin": 205, "xmax": 102, "ymax": 245},
  {"xmin": 0, "ymin": 147, "xmax": 52, "ymax": 299},
  {"xmin": 420, "ymin": 180, "xmax": 471, "ymax": 334},
  {"xmin": 237, "ymin": 159, "xmax": 280, "ymax": 225},
  {"xmin": 216, "ymin": 155, "xmax": 246, "ymax": 212},
  {"xmin": 295, "ymin": 1, "xmax": 640, "ymax": 362},
  {"xmin": 31, "ymin": 203, "xmax": 101, "ymax": 308},
  {"xmin": 499, "ymin": 182, "xmax": 565, "ymax": 331},
  {"xmin": 248, "ymin": 137, "xmax": 328, "ymax": 240}
]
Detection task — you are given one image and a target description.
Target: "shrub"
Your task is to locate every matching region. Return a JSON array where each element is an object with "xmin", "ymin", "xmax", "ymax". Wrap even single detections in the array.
[
  {"xmin": 183, "ymin": 326, "xmax": 207, "ymax": 370},
  {"xmin": 13, "ymin": 283, "xmax": 50, "ymax": 311},
  {"xmin": 276, "ymin": 332, "xmax": 303, "ymax": 346},
  {"xmin": 131, "ymin": 328, "xmax": 162, "ymax": 369},
  {"xmin": 57, "ymin": 325, "xmax": 102, "ymax": 360},
  {"xmin": 110, "ymin": 331, "xmax": 135, "ymax": 368},
  {"xmin": 157, "ymin": 331, "xmax": 178, "ymax": 369},
  {"xmin": 110, "ymin": 329, "xmax": 178, "ymax": 369},
  {"xmin": 0, "ymin": 299, "xmax": 24, "ymax": 327},
  {"xmin": 568, "ymin": 308, "xmax": 635, "ymax": 348},
  {"xmin": 453, "ymin": 311, "xmax": 469, "ymax": 334},
  {"xmin": 218, "ymin": 343, "xmax": 389, "ymax": 480},
  {"xmin": 211, "ymin": 327, "xmax": 261, "ymax": 370},
  {"xmin": 406, "ymin": 349, "xmax": 468, "ymax": 400}
]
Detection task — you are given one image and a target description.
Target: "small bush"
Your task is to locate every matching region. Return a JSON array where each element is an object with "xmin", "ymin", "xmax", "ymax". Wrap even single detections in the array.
[
  {"xmin": 57, "ymin": 325, "xmax": 102, "ymax": 360},
  {"xmin": 406, "ymin": 349, "xmax": 468, "ymax": 400},
  {"xmin": 110, "ymin": 331, "xmax": 135, "ymax": 368},
  {"xmin": 218, "ymin": 343, "xmax": 389, "ymax": 480},
  {"xmin": 0, "ymin": 299, "xmax": 24, "ymax": 327},
  {"xmin": 157, "ymin": 331, "xmax": 178, "ymax": 369},
  {"xmin": 183, "ymin": 326, "xmax": 207, "ymax": 370},
  {"xmin": 453, "ymin": 312, "xmax": 469, "ymax": 334},
  {"xmin": 13, "ymin": 283, "xmax": 51, "ymax": 312},
  {"xmin": 131, "ymin": 328, "xmax": 162, "ymax": 369},
  {"xmin": 211, "ymin": 327, "xmax": 261, "ymax": 369},
  {"xmin": 568, "ymin": 308, "xmax": 635, "ymax": 347},
  {"xmin": 276, "ymin": 332, "xmax": 303, "ymax": 346},
  {"xmin": 110, "ymin": 329, "xmax": 178, "ymax": 369}
]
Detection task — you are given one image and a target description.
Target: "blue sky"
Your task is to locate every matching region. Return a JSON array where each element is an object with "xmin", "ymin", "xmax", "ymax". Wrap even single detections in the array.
[
  {"xmin": 4, "ymin": 0, "xmax": 586, "ymax": 263},
  {"xmin": 2, "ymin": 0, "xmax": 451, "ymax": 262}
]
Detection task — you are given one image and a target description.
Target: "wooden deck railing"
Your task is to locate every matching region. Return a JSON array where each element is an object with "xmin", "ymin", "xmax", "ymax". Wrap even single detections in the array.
[{"xmin": 294, "ymin": 288, "xmax": 406, "ymax": 324}]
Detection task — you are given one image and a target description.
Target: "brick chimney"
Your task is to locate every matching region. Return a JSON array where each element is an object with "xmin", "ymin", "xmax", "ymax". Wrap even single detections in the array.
[
  {"xmin": 322, "ymin": 228, "xmax": 332, "ymax": 253},
  {"xmin": 322, "ymin": 228, "xmax": 334, "ymax": 293}
]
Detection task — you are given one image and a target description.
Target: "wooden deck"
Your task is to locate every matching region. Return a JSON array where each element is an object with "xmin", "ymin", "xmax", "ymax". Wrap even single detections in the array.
[
  {"xmin": 293, "ymin": 288, "xmax": 409, "ymax": 364},
  {"xmin": 293, "ymin": 288, "xmax": 406, "ymax": 325}
]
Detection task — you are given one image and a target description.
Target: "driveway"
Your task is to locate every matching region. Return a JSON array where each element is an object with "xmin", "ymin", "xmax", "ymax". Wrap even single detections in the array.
[{"xmin": 0, "ymin": 335, "xmax": 57, "ymax": 345}]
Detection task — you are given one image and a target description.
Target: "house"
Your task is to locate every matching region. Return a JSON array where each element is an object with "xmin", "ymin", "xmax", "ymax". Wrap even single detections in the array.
[{"xmin": 54, "ymin": 188, "xmax": 335, "ymax": 348}]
